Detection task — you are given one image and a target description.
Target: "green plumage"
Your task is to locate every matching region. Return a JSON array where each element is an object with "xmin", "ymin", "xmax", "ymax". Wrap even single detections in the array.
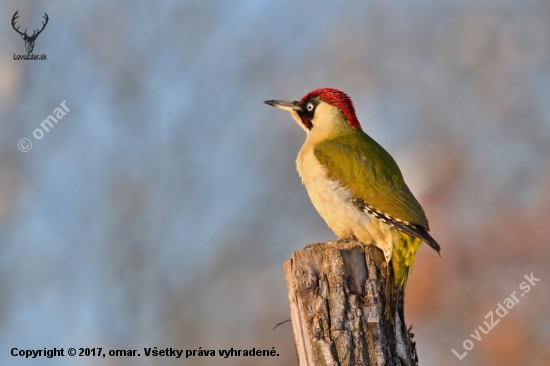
[{"xmin": 313, "ymin": 130, "xmax": 429, "ymax": 229}]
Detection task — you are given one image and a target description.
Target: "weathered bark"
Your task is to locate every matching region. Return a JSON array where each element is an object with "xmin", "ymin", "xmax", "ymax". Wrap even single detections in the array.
[{"xmin": 283, "ymin": 239, "xmax": 418, "ymax": 366}]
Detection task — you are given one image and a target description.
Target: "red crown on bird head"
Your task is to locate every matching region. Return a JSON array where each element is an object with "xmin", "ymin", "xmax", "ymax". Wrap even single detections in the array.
[{"xmin": 301, "ymin": 88, "xmax": 361, "ymax": 129}]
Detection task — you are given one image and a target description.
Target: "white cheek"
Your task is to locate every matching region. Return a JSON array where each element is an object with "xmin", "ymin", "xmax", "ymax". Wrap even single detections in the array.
[{"xmin": 316, "ymin": 103, "xmax": 344, "ymax": 127}]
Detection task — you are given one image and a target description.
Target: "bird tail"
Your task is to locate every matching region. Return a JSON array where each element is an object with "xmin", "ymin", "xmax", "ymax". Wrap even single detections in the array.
[
  {"xmin": 387, "ymin": 266, "xmax": 408, "ymax": 333},
  {"xmin": 387, "ymin": 234, "xmax": 422, "ymax": 332}
]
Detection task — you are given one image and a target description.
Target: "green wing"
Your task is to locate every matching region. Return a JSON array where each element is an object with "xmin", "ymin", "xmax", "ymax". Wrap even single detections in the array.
[{"xmin": 313, "ymin": 130, "xmax": 429, "ymax": 228}]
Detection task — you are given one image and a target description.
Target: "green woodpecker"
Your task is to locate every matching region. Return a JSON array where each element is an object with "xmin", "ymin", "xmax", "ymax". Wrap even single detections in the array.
[{"xmin": 264, "ymin": 88, "xmax": 440, "ymax": 327}]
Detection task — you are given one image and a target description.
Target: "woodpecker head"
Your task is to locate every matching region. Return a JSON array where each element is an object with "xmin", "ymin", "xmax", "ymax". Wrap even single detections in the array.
[{"xmin": 265, "ymin": 88, "xmax": 361, "ymax": 140}]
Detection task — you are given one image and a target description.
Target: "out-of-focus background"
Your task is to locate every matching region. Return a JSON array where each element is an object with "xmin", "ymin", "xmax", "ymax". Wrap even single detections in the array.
[{"xmin": 1, "ymin": 1, "xmax": 549, "ymax": 365}]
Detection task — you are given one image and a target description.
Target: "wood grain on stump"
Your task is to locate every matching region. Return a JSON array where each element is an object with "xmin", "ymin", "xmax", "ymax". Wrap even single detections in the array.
[{"xmin": 283, "ymin": 240, "xmax": 418, "ymax": 366}]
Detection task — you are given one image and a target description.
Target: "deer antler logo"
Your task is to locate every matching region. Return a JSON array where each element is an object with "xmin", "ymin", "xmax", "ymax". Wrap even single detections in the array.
[{"xmin": 12, "ymin": 11, "xmax": 49, "ymax": 54}]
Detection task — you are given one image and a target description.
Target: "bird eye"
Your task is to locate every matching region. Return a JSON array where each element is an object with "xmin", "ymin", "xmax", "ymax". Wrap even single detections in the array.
[{"xmin": 306, "ymin": 103, "xmax": 314, "ymax": 111}]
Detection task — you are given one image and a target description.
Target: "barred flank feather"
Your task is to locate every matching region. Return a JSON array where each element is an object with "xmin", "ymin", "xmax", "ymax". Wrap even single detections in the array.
[{"xmin": 352, "ymin": 198, "xmax": 440, "ymax": 254}]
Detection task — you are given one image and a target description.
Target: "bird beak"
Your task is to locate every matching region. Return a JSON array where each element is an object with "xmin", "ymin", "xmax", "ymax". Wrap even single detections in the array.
[{"xmin": 264, "ymin": 100, "xmax": 302, "ymax": 113}]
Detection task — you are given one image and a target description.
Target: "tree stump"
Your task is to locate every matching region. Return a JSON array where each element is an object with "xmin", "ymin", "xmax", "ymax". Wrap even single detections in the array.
[{"xmin": 283, "ymin": 239, "xmax": 418, "ymax": 366}]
